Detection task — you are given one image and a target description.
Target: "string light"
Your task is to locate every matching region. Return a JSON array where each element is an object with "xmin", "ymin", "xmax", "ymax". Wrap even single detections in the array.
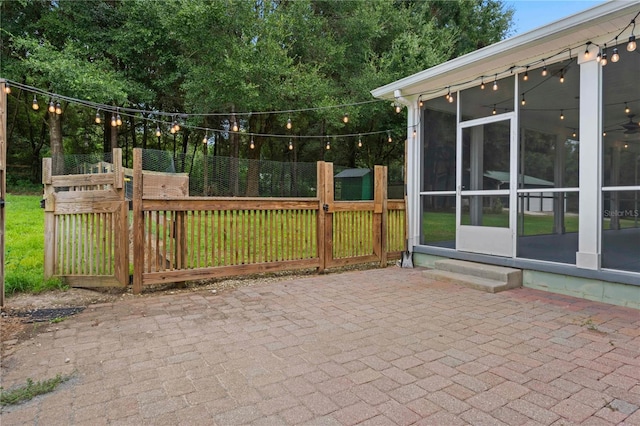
[
  {"xmin": 288, "ymin": 138, "xmax": 294, "ymax": 150},
  {"xmin": 418, "ymin": 98, "xmax": 424, "ymax": 108},
  {"xmin": 95, "ymin": 110, "xmax": 101, "ymax": 124},
  {"xmin": 523, "ymin": 67, "xmax": 529, "ymax": 81},
  {"xmin": 625, "ymin": 103, "xmax": 631, "ymax": 114},
  {"xmin": 202, "ymin": 132, "xmax": 208, "ymax": 144},
  {"xmin": 155, "ymin": 124, "xmax": 161, "ymax": 137},
  {"xmin": 412, "ymin": 127, "xmax": 417, "ymax": 138},
  {"xmin": 169, "ymin": 122, "xmax": 176, "ymax": 134},
  {"xmin": 358, "ymin": 134, "xmax": 362, "ymax": 148},
  {"xmin": 32, "ymin": 95, "xmax": 39, "ymax": 111},
  {"xmin": 584, "ymin": 41, "xmax": 592, "ymax": 59},
  {"xmin": 492, "ymin": 75, "xmax": 498, "ymax": 91},
  {"xmin": 596, "ymin": 51, "xmax": 602, "ymax": 63},
  {"xmin": 521, "ymin": 94, "xmax": 526, "ymax": 106},
  {"xmin": 342, "ymin": 113, "xmax": 349, "ymax": 124},
  {"xmin": 111, "ymin": 114, "xmax": 117, "ymax": 127},
  {"xmin": 3, "ymin": 82, "xmax": 10, "ymax": 94},
  {"xmin": 603, "ymin": 131, "xmax": 607, "ymax": 137},
  {"xmin": 492, "ymin": 105, "xmax": 497, "ymax": 115},
  {"xmin": 250, "ymin": 137, "xmax": 255, "ymax": 149},
  {"xmin": 480, "ymin": 78, "xmax": 485, "ymax": 90},
  {"xmin": 325, "ymin": 137, "xmax": 331, "ymax": 150},
  {"xmin": 572, "ymin": 129, "xmax": 577, "ymax": 138},
  {"xmin": 395, "ymin": 103, "xmax": 401, "ymax": 113},
  {"xmin": 559, "ymin": 70, "xmax": 565, "ymax": 83},
  {"xmin": 601, "ymin": 44, "xmax": 608, "ymax": 66},
  {"xmin": 611, "ymin": 38, "xmax": 620, "ymax": 62},
  {"xmin": 286, "ymin": 117, "xmax": 292, "ymax": 130},
  {"xmin": 173, "ymin": 118, "xmax": 181, "ymax": 132},
  {"xmin": 628, "ymin": 21, "xmax": 637, "ymax": 51},
  {"xmin": 55, "ymin": 102, "xmax": 62, "ymax": 115},
  {"xmin": 387, "ymin": 131, "xmax": 392, "ymax": 143},
  {"xmin": 541, "ymin": 64, "xmax": 548, "ymax": 77},
  {"xmin": 560, "ymin": 110, "xmax": 564, "ymax": 120},
  {"xmin": 47, "ymin": 100, "xmax": 55, "ymax": 113},
  {"xmin": 116, "ymin": 110, "xmax": 122, "ymax": 126}
]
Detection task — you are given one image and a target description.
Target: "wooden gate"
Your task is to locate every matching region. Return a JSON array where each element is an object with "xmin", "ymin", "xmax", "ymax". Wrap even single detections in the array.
[
  {"xmin": 318, "ymin": 162, "xmax": 404, "ymax": 269},
  {"xmin": 43, "ymin": 149, "xmax": 129, "ymax": 287}
]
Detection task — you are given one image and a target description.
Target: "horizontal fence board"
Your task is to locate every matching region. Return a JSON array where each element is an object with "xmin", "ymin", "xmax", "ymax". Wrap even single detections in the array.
[
  {"xmin": 54, "ymin": 190, "xmax": 122, "ymax": 203},
  {"xmin": 63, "ymin": 275, "xmax": 123, "ymax": 288},
  {"xmin": 53, "ymin": 200, "xmax": 123, "ymax": 215},
  {"xmin": 142, "ymin": 258, "xmax": 320, "ymax": 286},
  {"xmin": 143, "ymin": 198, "xmax": 319, "ymax": 212},
  {"xmin": 51, "ymin": 173, "xmax": 115, "ymax": 187},
  {"xmin": 326, "ymin": 255, "xmax": 379, "ymax": 268},
  {"xmin": 332, "ymin": 201, "xmax": 375, "ymax": 212}
]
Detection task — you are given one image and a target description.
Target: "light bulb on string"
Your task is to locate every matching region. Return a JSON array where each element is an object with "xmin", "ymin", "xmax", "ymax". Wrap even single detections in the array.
[
  {"xmin": 601, "ymin": 45, "xmax": 608, "ymax": 66},
  {"xmin": 395, "ymin": 103, "xmax": 401, "ymax": 113},
  {"xmin": 625, "ymin": 103, "xmax": 630, "ymax": 114},
  {"xmin": 492, "ymin": 76, "xmax": 498, "ymax": 91},
  {"xmin": 250, "ymin": 138, "xmax": 255, "ymax": 150},
  {"xmin": 48, "ymin": 100, "xmax": 55, "ymax": 113},
  {"xmin": 55, "ymin": 102, "xmax": 62, "ymax": 115},
  {"xmin": 286, "ymin": 117, "xmax": 292, "ymax": 130},
  {"xmin": 418, "ymin": 98, "xmax": 424, "ymax": 108},
  {"xmin": 3, "ymin": 82, "xmax": 10, "ymax": 94},
  {"xmin": 232, "ymin": 120, "xmax": 238, "ymax": 132},
  {"xmin": 480, "ymin": 78, "xmax": 485, "ymax": 90},
  {"xmin": 603, "ymin": 131, "xmax": 607, "ymax": 137},
  {"xmin": 445, "ymin": 87, "xmax": 451, "ymax": 101},
  {"xmin": 95, "ymin": 110, "xmax": 101, "ymax": 124},
  {"xmin": 169, "ymin": 123, "xmax": 176, "ymax": 134},
  {"xmin": 559, "ymin": 70, "xmax": 565, "ymax": 83},
  {"xmin": 560, "ymin": 110, "xmax": 564, "ymax": 120},
  {"xmin": 492, "ymin": 105, "xmax": 497, "ymax": 115},
  {"xmin": 358, "ymin": 135, "xmax": 362, "ymax": 148},
  {"xmin": 342, "ymin": 113, "xmax": 349, "ymax": 124},
  {"xmin": 542, "ymin": 63, "xmax": 548, "ymax": 77},
  {"xmin": 155, "ymin": 124, "xmax": 161, "ymax": 137},
  {"xmin": 203, "ymin": 133, "xmax": 208, "ymax": 144},
  {"xmin": 628, "ymin": 35, "xmax": 637, "ymax": 52},
  {"xmin": 32, "ymin": 95, "xmax": 39, "ymax": 111},
  {"xmin": 111, "ymin": 114, "xmax": 117, "ymax": 127},
  {"xmin": 521, "ymin": 94, "xmax": 526, "ymax": 106},
  {"xmin": 523, "ymin": 67, "xmax": 529, "ymax": 81},
  {"xmin": 288, "ymin": 139, "xmax": 294, "ymax": 151},
  {"xmin": 116, "ymin": 112, "xmax": 122, "ymax": 126},
  {"xmin": 448, "ymin": 91, "xmax": 454, "ymax": 103},
  {"xmin": 596, "ymin": 51, "xmax": 602, "ymax": 63},
  {"xmin": 611, "ymin": 45, "xmax": 620, "ymax": 63},
  {"xmin": 413, "ymin": 127, "xmax": 417, "ymax": 138},
  {"xmin": 325, "ymin": 137, "xmax": 331, "ymax": 150},
  {"xmin": 572, "ymin": 129, "xmax": 577, "ymax": 138},
  {"xmin": 387, "ymin": 131, "xmax": 392, "ymax": 143},
  {"xmin": 584, "ymin": 42, "xmax": 591, "ymax": 59}
]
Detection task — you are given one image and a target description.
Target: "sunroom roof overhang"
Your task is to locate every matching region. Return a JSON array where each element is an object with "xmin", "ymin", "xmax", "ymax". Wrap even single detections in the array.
[{"xmin": 371, "ymin": 1, "xmax": 640, "ymax": 102}]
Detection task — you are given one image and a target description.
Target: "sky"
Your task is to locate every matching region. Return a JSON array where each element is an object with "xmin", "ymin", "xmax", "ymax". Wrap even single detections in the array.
[{"xmin": 508, "ymin": 0, "xmax": 607, "ymax": 35}]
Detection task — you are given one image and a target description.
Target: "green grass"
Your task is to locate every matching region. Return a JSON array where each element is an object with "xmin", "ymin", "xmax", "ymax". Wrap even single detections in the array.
[
  {"xmin": 0, "ymin": 374, "xmax": 71, "ymax": 406},
  {"xmin": 5, "ymin": 194, "xmax": 65, "ymax": 295}
]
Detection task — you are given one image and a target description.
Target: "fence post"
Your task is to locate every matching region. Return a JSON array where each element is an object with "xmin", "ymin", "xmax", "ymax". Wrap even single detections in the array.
[
  {"xmin": 112, "ymin": 148, "xmax": 129, "ymax": 286},
  {"xmin": 132, "ymin": 148, "xmax": 143, "ymax": 294},
  {"xmin": 317, "ymin": 161, "xmax": 326, "ymax": 272},
  {"xmin": 43, "ymin": 157, "xmax": 55, "ymax": 279},
  {"xmin": 374, "ymin": 165, "xmax": 388, "ymax": 267}
]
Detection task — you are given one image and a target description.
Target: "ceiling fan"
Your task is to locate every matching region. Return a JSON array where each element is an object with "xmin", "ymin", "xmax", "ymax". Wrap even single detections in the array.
[{"xmin": 621, "ymin": 114, "xmax": 640, "ymax": 134}]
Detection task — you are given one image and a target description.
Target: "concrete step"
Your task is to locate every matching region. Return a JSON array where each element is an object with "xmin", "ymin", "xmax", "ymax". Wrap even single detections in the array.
[{"xmin": 424, "ymin": 259, "xmax": 522, "ymax": 293}]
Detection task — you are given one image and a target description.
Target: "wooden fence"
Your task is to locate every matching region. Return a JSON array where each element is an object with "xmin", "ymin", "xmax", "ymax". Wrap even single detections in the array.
[{"xmin": 45, "ymin": 148, "xmax": 406, "ymax": 292}]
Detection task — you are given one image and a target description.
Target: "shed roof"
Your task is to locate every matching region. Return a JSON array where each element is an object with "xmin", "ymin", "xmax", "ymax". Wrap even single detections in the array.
[
  {"xmin": 371, "ymin": 1, "xmax": 640, "ymax": 101},
  {"xmin": 335, "ymin": 169, "xmax": 372, "ymax": 178}
]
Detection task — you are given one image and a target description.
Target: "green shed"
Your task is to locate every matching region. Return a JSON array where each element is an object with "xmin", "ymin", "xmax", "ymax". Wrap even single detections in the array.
[{"xmin": 334, "ymin": 168, "xmax": 373, "ymax": 201}]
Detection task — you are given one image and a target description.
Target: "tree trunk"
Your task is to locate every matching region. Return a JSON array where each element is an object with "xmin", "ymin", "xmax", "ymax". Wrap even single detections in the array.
[{"xmin": 49, "ymin": 112, "xmax": 64, "ymax": 175}]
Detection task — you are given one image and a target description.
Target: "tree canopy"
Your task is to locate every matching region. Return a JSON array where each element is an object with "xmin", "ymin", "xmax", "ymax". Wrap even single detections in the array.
[{"xmin": 1, "ymin": 0, "xmax": 513, "ymax": 181}]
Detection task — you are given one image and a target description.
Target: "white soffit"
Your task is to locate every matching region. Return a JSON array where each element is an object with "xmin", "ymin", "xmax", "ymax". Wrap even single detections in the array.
[{"xmin": 371, "ymin": 0, "xmax": 640, "ymax": 100}]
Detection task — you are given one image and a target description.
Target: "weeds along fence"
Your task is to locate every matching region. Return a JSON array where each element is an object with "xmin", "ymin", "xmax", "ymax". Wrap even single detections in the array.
[{"xmin": 44, "ymin": 149, "xmax": 406, "ymax": 293}]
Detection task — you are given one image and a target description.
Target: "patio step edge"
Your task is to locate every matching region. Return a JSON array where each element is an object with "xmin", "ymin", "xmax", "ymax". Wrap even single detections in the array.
[
  {"xmin": 433, "ymin": 259, "xmax": 522, "ymax": 287},
  {"xmin": 423, "ymin": 264, "xmax": 522, "ymax": 293}
]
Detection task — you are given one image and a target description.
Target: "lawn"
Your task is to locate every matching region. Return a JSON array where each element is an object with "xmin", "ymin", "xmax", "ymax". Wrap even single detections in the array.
[{"xmin": 5, "ymin": 194, "xmax": 63, "ymax": 295}]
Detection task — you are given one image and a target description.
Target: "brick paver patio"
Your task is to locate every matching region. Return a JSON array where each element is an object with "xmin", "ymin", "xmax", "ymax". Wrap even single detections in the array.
[{"xmin": 1, "ymin": 267, "xmax": 639, "ymax": 425}]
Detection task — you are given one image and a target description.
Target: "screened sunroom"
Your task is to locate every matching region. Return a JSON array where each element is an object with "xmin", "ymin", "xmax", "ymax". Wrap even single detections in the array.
[{"xmin": 372, "ymin": 1, "xmax": 640, "ymax": 305}]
